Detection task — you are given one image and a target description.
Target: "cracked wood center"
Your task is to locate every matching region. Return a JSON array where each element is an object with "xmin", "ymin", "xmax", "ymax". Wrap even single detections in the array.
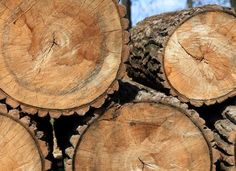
[
  {"xmin": 0, "ymin": 0, "xmax": 123, "ymax": 110},
  {"xmin": 128, "ymin": 6, "xmax": 236, "ymax": 106},
  {"xmin": 73, "ymin": 102, "xmax": 212, "ymax": 171},
  {"xmin": 164, "ymin": 11, "xmax": 236, "ymax": 101}
]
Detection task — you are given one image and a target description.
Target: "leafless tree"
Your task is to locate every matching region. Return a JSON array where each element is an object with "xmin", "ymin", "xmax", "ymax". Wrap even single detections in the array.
[
  {"xmin": 230, "ymin": 0, "xmax": 236, "ymax": 10},
  {"xmin": 187, "ymin": 0, "xmax": 193, "ymax": 8}
]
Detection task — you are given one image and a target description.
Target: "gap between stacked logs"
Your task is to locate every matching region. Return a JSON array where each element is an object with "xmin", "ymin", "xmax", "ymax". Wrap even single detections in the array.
[
  {"xmin": 0, "ymin": 0, "xmax": 129, "ymax": 118},
  {"xmin": 127, "ymin": 5, "xmax": 236, "ymax": 107}
]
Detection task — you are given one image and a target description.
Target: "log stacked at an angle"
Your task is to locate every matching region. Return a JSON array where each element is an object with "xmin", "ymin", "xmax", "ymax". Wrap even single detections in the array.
[
  {"xmin": 0, "ymin": 0, "xmax": 129, "ymax": 117},
  {"xmin": 128, "ymin": 5, "xmax": 236, "ymax": 106}
]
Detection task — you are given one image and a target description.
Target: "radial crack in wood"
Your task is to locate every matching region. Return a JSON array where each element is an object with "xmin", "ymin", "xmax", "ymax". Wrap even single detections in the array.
[
  {"xmin": 0, "ymin": 0, "xmax": 128, "ymax": 116},
  {"xmin": 128, "ymin": 5, "xmax": 236, "ymax": 106},
  {"xmin": 73, "ymin": 102, "xmax": 213, "ymax": 171}
]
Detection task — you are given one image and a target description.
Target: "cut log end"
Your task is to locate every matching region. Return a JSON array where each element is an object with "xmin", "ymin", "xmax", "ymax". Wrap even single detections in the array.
[
  {"xmin": 73, "ymin": 102, "xmax": 213, "ymax": 171},
  {"xmin": 165, "ymin": 11, "xmax": 236, "ymax": 102},
  {"xmin": 128, "ymin": 5, "xmax": 236, "ymax": 106},
  {"xmin": 0, "ymin": 0, "xmax": 128, "ymax": 116},
  {"xmin": 0, "ymin": 113, "xmax": 44, "ymax": 171}
]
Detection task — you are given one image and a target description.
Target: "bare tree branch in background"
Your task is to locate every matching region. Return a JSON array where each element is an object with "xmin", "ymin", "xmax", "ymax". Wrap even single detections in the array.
[
  {"xmin": 121, "ymin": 0, "xmax": 132, "ymax": 28},
  {"xmin": 230, "ymin": 0, "xmax": 236, "ymax": 10},
  {"xmin": 187, "ymin": 0, "xmax": 193, "ymax": 8}
]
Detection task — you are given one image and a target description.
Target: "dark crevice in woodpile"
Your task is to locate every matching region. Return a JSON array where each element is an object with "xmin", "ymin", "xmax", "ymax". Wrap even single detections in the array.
[
  {"xmin": 111, "ymin": 81, "xmax": 140, "ymax": 104},
  {"xmin": 30, "ymin": 115, "xmax": 55, "ymax": 170},
  {"xmin": 54, "ymin": 110, "xmax": 98, "ymax": 170},
  {"xmin": 54, "ymin": 113, "xmax": 95, "ymax": 154},
  {"xmin": 190, "ymin": 97, "xmax": 236, "ymax": 130}
]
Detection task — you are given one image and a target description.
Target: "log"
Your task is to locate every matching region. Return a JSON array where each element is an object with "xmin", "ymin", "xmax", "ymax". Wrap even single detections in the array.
[
  {"xmin": 127, "ymin": 5, "xmax": 236, "ymax": 106},
  {"xmin": 214, "ymin": 106, "xmax": 236, "ymax": 171},
  {"xmin": 0, "ymin": 0, "xmax": 129, "ymax": 117},
  {"xmin": 69, "ymin": 88, "xmax": 216, "ymax": 171},
  {"xmin": 73, "ymin": 102, "xmax": 214, "ymax": 171},
  {"xmin": 0, "ymin": 99, "xmax": 51, "ymax": 170},
  {"xmin": 0, "ymin": 112, "xmax": 51, "ymax": 170}
]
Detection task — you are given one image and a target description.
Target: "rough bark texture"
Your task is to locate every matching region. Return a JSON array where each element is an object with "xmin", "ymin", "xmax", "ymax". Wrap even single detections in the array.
[
  {"xmin": 66, "ymin": 79, "xmax": 217, "ymax": 171},
  {"xmin": 0, "ymin": 0, "xmax": 129, "ymax": 117},
  {"xmin": 0, "ymin": 111, "xmax": 51, "ymax": 171},
  {"xmin": 214, "ymin": 106, "xmax": 236, "ymax": 171},
  {"xmin": 127, "ymin": 5, "xmax": 236, "ymax": 107}
]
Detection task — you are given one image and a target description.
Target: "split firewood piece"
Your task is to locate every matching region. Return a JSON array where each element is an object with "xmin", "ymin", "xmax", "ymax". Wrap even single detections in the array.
[
  {"xmin": 0, "ymin": 0, "xmax": 129, "ymax": 117},
  {"xmin": 0, "ymin": 112, "xmax": 51, "ymax": 170},
  {"xmin": 214, "ymin": 106, "xmax": 236, "ymax": 171},
  {"xmin": 128, "ymin": 5, "xmax": 236, "ymax": 106},
  {"xmin": 72, "ymin": 101, "xmax": 214, "ymax": 171}
]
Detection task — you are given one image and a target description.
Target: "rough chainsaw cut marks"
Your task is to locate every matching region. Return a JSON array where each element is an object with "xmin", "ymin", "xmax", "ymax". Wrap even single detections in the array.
[
  {"xmin": 73, "ymin": 102, "xmax": 212, "ymax": 171},
  {"xmin": 0, "ymin": 113, "xmax": 43, "ymax": 171},
  {"xmin": 0, "ymin": 0, "xmax": 123, "ymax": 111},
  {"xmin": 164, "ymin": 11, "xmax": 236, "ymax": 101}
]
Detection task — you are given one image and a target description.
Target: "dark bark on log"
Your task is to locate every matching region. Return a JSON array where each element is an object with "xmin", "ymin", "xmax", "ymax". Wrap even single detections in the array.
[
  {"xmin": 127, "ymin": 5, "xmax": 236, "ymax": 107},
  {"xmin": 214, "ymin": 106, "xmax": 236, "ymax": 171}
]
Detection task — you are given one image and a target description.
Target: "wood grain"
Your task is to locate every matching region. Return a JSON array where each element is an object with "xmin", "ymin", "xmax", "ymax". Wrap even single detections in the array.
[
  {"xmin": 73, "ymin": 102, "xmax": 213, "ymax": 171},
  {"xmin": 128, "ymin": 5, "xmax": 236, "ymax": 106},
  {"xmin": 0, "ymin": 113, "xmax": 43, "ymax": 171},
  {"xmin": 165, "ymin": 11, "xmax": 236, "ymax": 101},
  {"xmin": 0, "ymin": 0, "xmax": 125, "ymax": 114}
]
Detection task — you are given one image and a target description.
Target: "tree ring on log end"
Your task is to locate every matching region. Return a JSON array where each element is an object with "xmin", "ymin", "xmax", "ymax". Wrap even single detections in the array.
[
  {"xmin": 0, "ymin": 113, "xmax": 43, "ymax": 171},
  {"xmin": 73, "ymin": 102, "xmax": 213, "ymax": 171},
  {"xmin": 164, "ymin": 11, "xmax": 236, "ymax": 102},
  {"xmin": 0, "ymin": 0, "xmax": 123, "ymax": 110}
]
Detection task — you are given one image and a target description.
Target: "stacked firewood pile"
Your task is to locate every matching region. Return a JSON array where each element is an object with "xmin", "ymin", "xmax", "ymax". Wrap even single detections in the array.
[{"xmin": 0, "ymin": 0, "xmax": 234, "ymax": 171}]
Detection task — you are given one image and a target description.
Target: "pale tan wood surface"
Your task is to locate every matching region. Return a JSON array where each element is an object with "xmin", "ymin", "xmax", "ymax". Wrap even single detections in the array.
[
  {"xmin": 73, "ymin": 102, "xmax": 213, "ymax": 171},
  {"xmin": 165, "ymin": 11, "xmax": 236, "ymax": 101},
  {"xmin": 0, "ymin": 113, "xmax": 43, "ymax": 171},
  {"xmin": 0, "ymin": 0, "xmax": 128, "ymax": 116},
  {"xmin": 128, "ymin": 5, "xmax": 236, "ymax": 106}
]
